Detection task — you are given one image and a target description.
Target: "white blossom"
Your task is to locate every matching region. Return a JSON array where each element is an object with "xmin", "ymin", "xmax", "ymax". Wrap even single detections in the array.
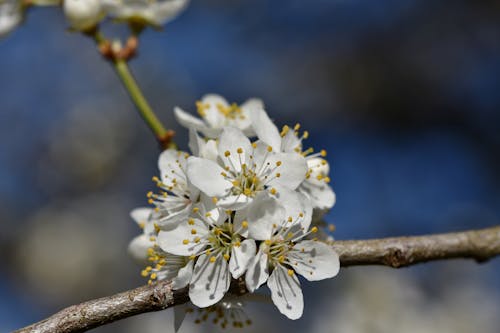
[
  {"xmin": 250, "ymin": 108, "xmax": 336, "ymax": 210},
  {"xmin": 0, "ymin": 0, "xmax": 23, "ymax": 37},
  {"xmin": 174, "ymin": 94, "xmax": 263, "ymax": 138},
  {"xmin": 63, "ymin": 0, "xmax": 105, "ymax": 31},
  {"xmin": 102, "ymin": 0, "xmax": 189, "ymax": 28},
  {"xmin": 245, "ymin": 201, "xmax": 340, "ymax": 319},
  {"xmin": 186, "ymin": 126, "xmax": 307, "ymax": 211},
  {"xmin": 157, "ymin": 204, "xmax": 255, "ymax": 307},
  {"xmin": 147, "ymin": 149, "xmax": 199, "ymax": 230}
]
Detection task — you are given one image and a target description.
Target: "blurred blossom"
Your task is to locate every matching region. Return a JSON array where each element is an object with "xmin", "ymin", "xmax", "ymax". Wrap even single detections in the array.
[
  {"xmin": 102, "ymin": 0, "xmax": 190, "ymax": 28},
  {"xmin": 37, "ymin": 98, "xmax": 135, "ymax": 194},
  {"xmin": 311, "ymin": 269, "xmax": 500, "ymax": 333},
  {"xmin": 0, "ymin": 0, "xmax": 23, "ymax": 37},
  {"xmin": 64, "ymin": 0, "xmax": 105, "ymax": 31},
  {"xmin": 13, "ymin": 195, "xmax": 132, "ymax": 305}
]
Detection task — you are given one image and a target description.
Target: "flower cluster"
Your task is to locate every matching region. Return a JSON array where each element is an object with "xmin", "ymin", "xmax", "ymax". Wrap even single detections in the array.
[
  {"xmin": 129, "ymin": 94, "xmax": 340, "ymax": 326},
  {"xmin": 0, "ymin": 0, "xmax": 188, "ymax": 37}
]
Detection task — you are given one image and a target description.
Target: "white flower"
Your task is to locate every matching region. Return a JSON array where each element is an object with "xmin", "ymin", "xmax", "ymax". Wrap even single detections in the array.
[
  {"xmin": 245, "ymin": 203, "xmax": 340, "ymax": 319},
  {"xmin": 102, "ymin": 0, "xmax": 189, "ymax": 28},
  {"xmin": 188, "ymin": 128, "xmax": 218, "ymax": 161},
  {"xmin": 250, "ymin": 108, "xmax": 336, "ymax": 210},
  {"xmin": 63, "ymin": 0, "xmax": 105, "ymax": 31},
  {"xmin": 127, "ymin": 207, "xmax": 194, "ymax": 288},
  {"xmin": 186, "ymin": 126, "xmax": 307, "ymax": 210},
  {"xmin": 157, "ymin": 205, "xmax": 256, "ymax": 307},
  {"xmin": 148, "ymin": 149, "xmax": 199, "ymax": 230},
  {"xmin": 174, "ymin": 94, "xmax": 263, "ymax": 138},
  {"xmin": 0, "ymin": 0, "xmax": 23, "ymax": 37}
]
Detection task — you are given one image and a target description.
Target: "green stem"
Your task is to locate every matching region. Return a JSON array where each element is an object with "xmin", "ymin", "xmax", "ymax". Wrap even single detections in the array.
[{"xmin": 113, "ymin": 59, "xmax": 169, "ymax": 141}]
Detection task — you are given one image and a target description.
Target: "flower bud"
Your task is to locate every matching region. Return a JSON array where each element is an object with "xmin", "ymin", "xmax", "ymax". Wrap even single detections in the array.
[{"xmin": 63, "ymin": 0, "xmax": 105, "ymax": 31}]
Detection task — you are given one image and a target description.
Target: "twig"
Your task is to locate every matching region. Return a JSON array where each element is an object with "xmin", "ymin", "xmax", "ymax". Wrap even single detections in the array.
[{"xmin": 14, "ymin": 225, "xmax": 500, "ymax": 333}]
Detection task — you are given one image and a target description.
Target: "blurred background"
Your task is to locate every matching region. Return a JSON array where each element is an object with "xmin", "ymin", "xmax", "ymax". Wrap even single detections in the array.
[{"xmin": 1, "ymin": 0, "xmax": 500, "ymax": 332}]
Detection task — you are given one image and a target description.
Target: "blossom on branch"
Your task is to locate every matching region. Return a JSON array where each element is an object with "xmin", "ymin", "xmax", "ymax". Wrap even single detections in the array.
[{"xmin": 128, "ymin": 94, "xmax": 339, "ymax": 327}]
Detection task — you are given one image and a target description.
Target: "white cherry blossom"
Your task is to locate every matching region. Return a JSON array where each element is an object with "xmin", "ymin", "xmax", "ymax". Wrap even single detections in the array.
[
  {"xmin": 174, "ymin": 94, "xmax": 263, "ymax": 138},
  {"xmin": 250, "ymin": 108, "xmax": 336, "ymax": 210},
  {"xmin": 63, "ymin": 0, "xmax": 105, "ymax": 31},
  {"xmin": 245, "ymin": 203, "xmax": 340, "ymax": 319},
  {"xmin": 102, "ymin": 0, "xmax": 189, "ymax": 27},
  {"xmin": 186, "ymin": 126, "xmax": 307, "ymax": 211},
  {"xmin": 157, "ymin": 205, "xmax": 256, "ymax": 307},
  {"xmin": 147, "ymin": 149, "xmax": 199, "ymax": 230}
]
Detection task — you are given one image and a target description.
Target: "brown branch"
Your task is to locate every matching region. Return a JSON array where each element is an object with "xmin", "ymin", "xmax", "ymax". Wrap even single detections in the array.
[{"xmin": 14, "ymin": 226, "xmax": 500, "ymax": 333}]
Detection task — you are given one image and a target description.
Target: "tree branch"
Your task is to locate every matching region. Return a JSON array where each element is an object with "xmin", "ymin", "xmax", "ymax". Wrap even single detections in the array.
[{"xmin": 14, "ymin": 225, "xmax": 500, "ymax": 333}]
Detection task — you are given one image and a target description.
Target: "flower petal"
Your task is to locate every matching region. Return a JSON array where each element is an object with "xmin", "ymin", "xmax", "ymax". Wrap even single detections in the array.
[
  {"xmin": 266, "ymin": 152, "xmax": 307, "ymax": 190},
  {"xmin": 186, "ymin": 157, "xmax": 232, "ymax": 197},
  {"xmin": 229, "ymin": 239, "xmax": 256, "ymax": 279},
  {"xmin": 216, "ymin": 194, "xmax": 252, "ymax": 210},
  {"xmin": 267, "ymin": 265, "xmax": 304, "ymax": 320},
  {"xmin": 250, "ymin": 108, "xmax": 281, "ymax": 152},
  {"xmin": 127, "ymin": 235, "xmax": 154, "ymax": 263},
  {"xmin": 174, "ymin": 106, "xmax": 207, "ymax": 131},
  {"xmin": 157, "ymin": 218, "xmax": 208, "ymax": 256},
  {"xmin": 245, "ymin": 248, "xmax": 269, "ymax": 292},
  {"xmin": 275, "ymin": 188, "xmax": 312, "ymax": 231},
  {"xmin": 218, "ymin": 127, "xmax": 252, "ymax": 172},
  {"xmin": 172, "ymin": 260, "xmax": 194, "ymax": 290},
  {"xmin": 246, "ymin": 192, "xmax": 285, "ymax": 240},
  {"xmin": 289, "ymin": 240, "xmax": 340, "ymax": 281},
  {"xmin": 130, "ymin": 207, "xmax": 152, "ymax": 226},
  {"xmin": 189, "ymin": 253, "xmax": 231, "ymax": 307},
  {"xmin": 300, "ymin": 181, "xmax": 336, "ymax": 210},
  {"xmin": 200, "ymin": 94, "xmax": 228, "ymax": 128}
]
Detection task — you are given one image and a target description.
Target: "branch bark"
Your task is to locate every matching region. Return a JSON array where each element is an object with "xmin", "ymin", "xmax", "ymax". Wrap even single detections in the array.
[{"xmin": 14, "ymin": 225, "xmax": 500, "ymax": 333}]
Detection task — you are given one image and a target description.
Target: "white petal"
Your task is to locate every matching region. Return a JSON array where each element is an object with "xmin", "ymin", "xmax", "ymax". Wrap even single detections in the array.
[
  {"xmin": 216, "ymin": 194, "xmax": 252, "ymax": 210},
  {"xmin": 229, "ymin": 239, "xmax": 256, "ymax": 279},
  {"xmin": 172, "ymin": 260, "xmax": 194, "ymax": 290},
  {"xmin": 245, "ymin": 248, "xmax": 269, "ymax": 292},
  {"xmin": 266, "ymin": 152, "xmax": 307, "ymax": 190},
  {"xmin": 174, "ymin": 106, "xmax": 207, "ymax": 130},
  {"xmin": 188, "ymin": 128, "xmax": 203, "ymax": 157},
  {"xmin": 157, "ymin": 203, "xmax": 191, "ymax": 230},
  {"xmin": 189, "ymin": 254, "xmax": 231, "ymax": 307},
  {"xmin": 267, "ymin": 265, "xmax": 304, "ymax": 320},
  {"xmin": 280, "ymin": 130, "xmax": 302, "ymax": 153},
  {"xmin": 250, "ymin": 108, "xmax": 281, "ymax": 151},
  {"xmin": 218, "ymin": 127, "xmax": 252, "ymax": 172},
  {"xmin": 200, "ymin": 94, "xmax": 228, "ymax": 128},
  {"xmin": 300, "ymin": 181, "xmax": 336, "ymax": 210},
  {"xmin": 275, "ymin": 188, "xmax": 312, "ymax": 231},
  {"xmin": 157, "ymin": 219, "xmax": 208, "ymax": 256},
  {"xmin": 186, "ymin": 157, "xmax": 232, "ymax": 197},
  {"xmin": 127, "ymin": 235, "xmax": 154, "ymax": 263},
  {"xmin": 289, "ymin": 240, "xmax": 340, "ymax": 281},
  {"xmin": 130, "ymin": 207, "xmax": 152, "ymax": 226},
  {"xmin": 246, "ymin": 192, "xmax": 285, "ymax": 240}
]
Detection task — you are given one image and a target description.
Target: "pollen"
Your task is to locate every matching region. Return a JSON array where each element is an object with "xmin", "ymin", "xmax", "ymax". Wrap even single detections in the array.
[
  {"xmin": 192, "ymin": 207, "xmax": 200, "ymax": 213},
  {"xmin": 264, "ymin": 240, "xmax": 272, "ymax": 245},
  {"xmin": 320, "ymin": 149, "xmax": 327, "ymax": 157},
  {"xmin": 209, "ymin": 256, "xmax": 217, "ymax": 263},
  {"xmin": 276, "ymin": 161, "xmax": 282, "ymax": 166},
  {"xmin": 328, "ymin": 224, "xmax": 336, "ymax": 232},
  {"xmin": 287, "ymin": 216, "xmax": 293, "ymax": 222},
  {"xmin": 237, "ymin": 147, "xmax": 243, "ymax": 154},
  {"xmin": 191, "ymin": 229, "xmax": 197, "ymax": 234},
  {"xmin": 212, "ymin": 197, "xmax": 218, "ymax": 204},
  {"xmin": 188, "ymin": 218, "xmax": 195, "ymax": 225},
  {"xmin": 182, "ymin": 239, "xmax": 190, "ymax": 245},
  {"xmin": 311, "ymin": 226, "xmax": 318, "ymax": 233},
  {"xmin": 267, "ymin": 146, "xmax": 273, "ymax": 152},
  {"xmin": 194, "ymin": 237, "xmax": 201, "ymax": 243},
  {"xmin": 270, "ymin": 188, "xmax": 277, "ymax": 195},
  {"xmin": 288, "ymin": 269, "xmax": 295, "ymax": 276},
  {"xmin": 241, "ymin": 221, "xmax": 248, "ymax": 228},
  {"xmin": 252, "ymin": 142, "xmax": 257, "ymax": 149},
  {"xmin": 223, "ymin": 253, "xmax": 230, "ymax": 261},
  {"xmin": 224, "ymin": 150, "xmax": 231, "ymax": 157}
]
